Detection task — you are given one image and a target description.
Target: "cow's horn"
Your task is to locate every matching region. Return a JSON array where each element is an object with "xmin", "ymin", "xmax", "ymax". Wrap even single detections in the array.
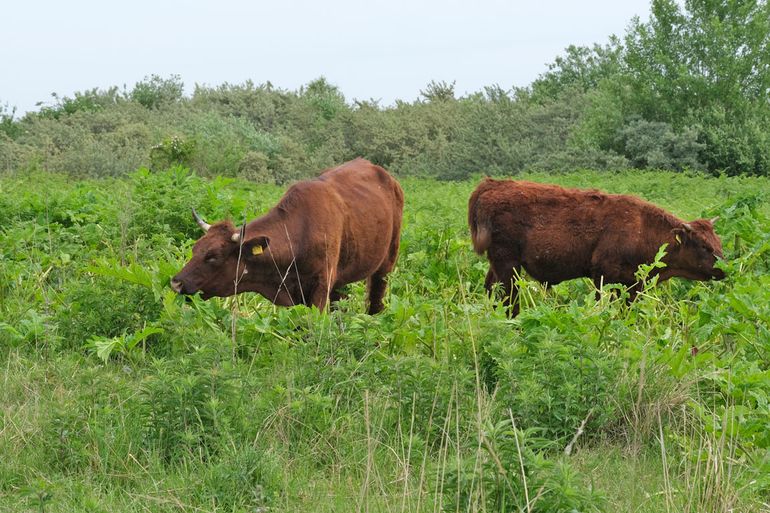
[
  {"xmin": 231, "ymin": 219, "xmax": 246, "ymax": 243},
  {"xmin": 683, "ymin": 222, "xmax": 693, "ymax": 231},
  {"xmin": 710, "ymin": 216, "xmax": 720, "ymax": 224},
  {"xmin": 192, "ymin": 208, "xmax": 211, "ymax": 232}
]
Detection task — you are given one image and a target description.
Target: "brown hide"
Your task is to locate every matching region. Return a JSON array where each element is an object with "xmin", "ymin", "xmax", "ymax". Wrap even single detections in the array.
[
  {"xmin": 172, "ymin": 158, "xmax": 404, "ymax": 314},
  {"xmin": 468, "ymin": 178, "xmax": 725, "ymax": 316}
]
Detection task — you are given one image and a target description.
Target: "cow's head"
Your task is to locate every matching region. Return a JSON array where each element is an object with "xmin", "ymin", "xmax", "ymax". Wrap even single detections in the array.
[
  {"xmin": 170, "ymin": 209, "xmax": 270, "ymax": 299},
  {"xmin": 671, "ymin": 217, "xmax": 725, "ymax": 281}
]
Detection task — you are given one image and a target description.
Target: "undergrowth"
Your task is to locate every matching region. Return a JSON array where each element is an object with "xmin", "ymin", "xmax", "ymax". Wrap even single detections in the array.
[{"xmin": 1, "ymin": 168, "xmax": 769, "ymax": 512}]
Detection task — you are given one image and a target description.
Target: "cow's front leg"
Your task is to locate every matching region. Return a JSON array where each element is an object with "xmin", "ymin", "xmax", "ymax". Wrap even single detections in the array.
[
  {"xmin": 308, "ymin": 274, "xmax": 336, "ymax": 312},
  {"xmin": 329, "ymin": 287, "xmax": 349, "ymax": 304},
  {"xmin": 484, "ymin": 268, "xmax": 498, "ymax": 295},
  {"xmin": 488, "ymin": 260, "xmax": 521, "ymax": 317}
]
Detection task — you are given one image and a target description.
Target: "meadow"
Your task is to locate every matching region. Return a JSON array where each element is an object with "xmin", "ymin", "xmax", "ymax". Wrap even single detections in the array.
[{"xmin": 1, "ymin": 167, "xmax": 770, "ymax": 512}]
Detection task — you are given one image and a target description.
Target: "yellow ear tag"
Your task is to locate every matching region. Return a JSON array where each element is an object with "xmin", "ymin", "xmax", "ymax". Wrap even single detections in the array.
[
  {"xmin": 251, "ymin": 245, "xmax": 263, "ymax": 256},
  {"xmin": 675, "ymin": 234, "xmax": 682, "ymax": 244}
]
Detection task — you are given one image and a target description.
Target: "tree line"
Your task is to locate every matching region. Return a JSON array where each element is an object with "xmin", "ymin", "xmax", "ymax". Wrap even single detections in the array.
[{"xmin": 1, "ymin": 0, "xmax": 768, "ymax": 180}]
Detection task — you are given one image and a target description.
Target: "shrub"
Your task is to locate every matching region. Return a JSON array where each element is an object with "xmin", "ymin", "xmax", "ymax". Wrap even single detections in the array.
[
  {"xmin": 481, "ymin": 303, "xmax": 627, "ymax": 443},
  {"xmin": 37, "ymin": 87, "xmax": 123, "ymax": 119},
  {"xmin": 238, "ymin": 150, "xmax": 272, "ymax": 182},
  {"xmin": 301, "ymin": 77, "xmax": 347, "ymax": 121},
  {"xmin": 139, "ymin": 350, "xmax": 245, "ymax": 463},
  {"xmin": 698, "ymin": 107, "xmax": 770, "ymax": 176},
  {"xmin": 130, "ymin": 74, "xmax": 184, "ymax": 109},
  {"xmin": 182, "ymin": 112, "xmax": 281, "ymax": 177},
  {"xmin": 127, "ymin": 166, "xmax": 229, "ymax": 242},
  {"xmin": 149, "ymin": 135, "xmax": 196, "ymax": 171},
  {"xmin": 55, "ymin": 276, "xmax": 162, "ymax": 349},
  {"xmin": 0, "ymin": 102, "xmax": 21, "ymax": 138},
  {"xmin": 616, "ymin": 118, "xmax": 704, "ymax": 171},
  {"xmin": 0, "ymin": 133, "xmax": 31, "ymax": 172},
  {"xmin": 197, "ymin": 445, "xmax": 282, "ymax": 510},
  {"xmin": 446, "ymin": 421, "xmax": 605, "ymax": 512}
]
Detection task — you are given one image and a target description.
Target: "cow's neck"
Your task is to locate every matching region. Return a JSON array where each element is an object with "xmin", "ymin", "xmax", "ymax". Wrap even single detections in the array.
[
  {"xmin": 236, "ymin": 258, "xmax": 307, "ymax": 307},
  {"xmin": 236, "ymin": 213, "xmax": 307, "ymax": 306}
]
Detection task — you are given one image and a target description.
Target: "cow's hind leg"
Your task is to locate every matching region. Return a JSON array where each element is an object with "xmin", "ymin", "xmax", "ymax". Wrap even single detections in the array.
[
  {"xmin": 625, "ymin": 282, "xmax": 643, "ymax": 304},
  {"xmin": 501, "ymin": 265, "xmax": 523, "ymax": 318},
  {"xmin": 366, "ymin": 227, "xmax": 401, "ymax": 315},
  {"xmin": 593, "ymin": 274, "xmax": 627, "ymax": 302},
  {"xmin": 366, "ymin": 271, "xmax": 390, "ymax": 315},
  {"xmin": 366, "ymin": 252, "xmax": 398, "ymax": 315}
]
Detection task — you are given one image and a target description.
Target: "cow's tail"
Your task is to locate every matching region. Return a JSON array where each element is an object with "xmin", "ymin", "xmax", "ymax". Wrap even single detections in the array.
[{"xmin": 468, "ymin": 181, "xmax": 492, "ymax": 255}]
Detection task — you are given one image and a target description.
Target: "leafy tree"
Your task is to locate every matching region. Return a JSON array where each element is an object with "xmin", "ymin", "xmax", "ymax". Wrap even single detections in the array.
[
  {"xmin": 419, "ymin": 80, "xmax": 456, "ymax": 102},
  {"xmin": 0, "ymin": 102, "xmax": 20, "ymax": 138},
  {"xmin": 622, "ymin": 0, "xmax": 770, "ymax": 173},
  {"xmin": 530, "ymin": 40, "xmax": 622, "ymax": 102},
  {"xmin": 625, "ymin": 0, "xmax": 770, "ymax": 118}
]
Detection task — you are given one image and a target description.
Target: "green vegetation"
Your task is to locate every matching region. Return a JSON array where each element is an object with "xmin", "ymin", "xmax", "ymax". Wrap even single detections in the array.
[
  {"xmin": 1, "ymin": 167, "xmax": 769, "ymax": 512},
  {"xmin": 2, "ymin": 1, "xmax": 769, "ymax": 179},
  {"xmin": 2, "ymin": 1, "xmax": 769, "ymax": 510}
]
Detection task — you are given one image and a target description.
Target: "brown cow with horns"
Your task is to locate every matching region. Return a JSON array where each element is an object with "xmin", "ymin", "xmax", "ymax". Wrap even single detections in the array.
[
  {"xmin": 468, "ymin": 178, "xmax": 725, "ymax": 316},
  {"xmin": 171, "ymin": 158, "xmax": 404, "ymax": 313}
]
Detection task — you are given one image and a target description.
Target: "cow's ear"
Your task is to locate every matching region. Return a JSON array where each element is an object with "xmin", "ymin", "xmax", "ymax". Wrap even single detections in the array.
[
  {"xmin": 672, "ymin": 223, "xmax": 692, "ymax": 244},
  {"xmin": 242, "ymin": 236, "xmax": 270, "ymax": 259}
]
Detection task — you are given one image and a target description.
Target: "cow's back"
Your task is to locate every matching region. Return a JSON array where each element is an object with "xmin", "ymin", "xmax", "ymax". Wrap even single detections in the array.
[
  {"xmin": 315, "ymin": 159, "xmax": 403, "ymax": 282},
  {"xmin": 321, "ymin": 158, "xmax": 403, "ymax": 214}
]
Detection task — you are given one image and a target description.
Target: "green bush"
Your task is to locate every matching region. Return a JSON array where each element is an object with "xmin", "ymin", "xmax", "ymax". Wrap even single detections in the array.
[
  {"xmin": 182, "ymin": 112, "xmax": 284, "ymax": 177},
  {"xmin": 0, "ymin": 102, "xmax": 21, "ymax": 138},
  {"xmin": 616, "ymin": 118, "xmax": 704, "ymax": 171},
  {"xmin": 698, "ymin": 107, "xmax": 770, "ymax": 176},
  {"xmin": 55, "ymin": 277, "xmax": 162, "ymax": 349},
  {"xmin": 130, "ymin": 74, "xmax": 184, "ymax": 109},
  {"xmin": 149, "ymin": 135, "xmax": 197, "ymax": 171},
  {"xmin": 139, "ymin": 351, "xmax": 245, "ymax": 463},
  {"xmin": 238, "ymin": 150, "xmax": 272, "ymax": 182},
  {"xmin": 197, "ymin": 445, "xmax": 281, "ymax": 510},
  {"xmin": 0, "ymin": 133, "xmax": 32, "ymax": 172},
  {"xmin": 481, "ymin": 304, "xmax": 627, "ymax": 443},
  {"xmin": 446, "ymin": 421, "xmax": 605, "ymax": 512},
  {"xmin": 127, "ymin": 166, "xmax": 227, "ymax": 242},
  {"xmin": 37, "ymin": 87, "xmax": 123, "ymax": 119}
]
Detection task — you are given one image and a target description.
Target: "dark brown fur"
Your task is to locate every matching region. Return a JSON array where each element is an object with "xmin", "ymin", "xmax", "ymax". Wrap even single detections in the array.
[
  {"xmin": 172, "ymin": 158, "xmax": 404, "ymax": 314},
  {"xmin": 468, "ymin": 178, "xmax": 725, "ymax": 316}
]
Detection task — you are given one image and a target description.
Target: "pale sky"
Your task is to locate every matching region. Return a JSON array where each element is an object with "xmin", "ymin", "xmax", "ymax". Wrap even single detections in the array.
[{"xmin": 1, "ymin": 0, "xmax": 651, "ymax": 115}]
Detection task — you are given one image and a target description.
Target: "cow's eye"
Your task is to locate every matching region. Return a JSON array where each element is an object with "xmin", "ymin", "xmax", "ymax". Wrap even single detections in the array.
[{"xmin": 205, "ymin": 254, "xmax": 218, "ymax": 263}]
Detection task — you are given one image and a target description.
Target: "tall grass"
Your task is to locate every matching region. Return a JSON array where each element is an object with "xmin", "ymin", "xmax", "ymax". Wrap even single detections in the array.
[{"xmin": 1, "ymin": 168, "xmax": 769, "ymax": 512}]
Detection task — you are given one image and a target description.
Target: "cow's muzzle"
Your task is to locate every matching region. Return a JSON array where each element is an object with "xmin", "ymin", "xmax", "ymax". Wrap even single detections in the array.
[
  {"xmin": 170, "ymin": 278, "xmax": 185, "ymax": 294},
  {"xmin": 712, "ymin": 268, "xmax": 726, "ymax": 280}
]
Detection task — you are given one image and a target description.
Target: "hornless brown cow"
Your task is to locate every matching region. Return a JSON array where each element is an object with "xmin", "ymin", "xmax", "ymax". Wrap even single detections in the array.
[
  {"xmin": 468, "ymin": 178, "xmax": 725, "ymax": 316},
  {"xmin": 171, "ymin": 158, "xmax": 404, "ymax": 313}
]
